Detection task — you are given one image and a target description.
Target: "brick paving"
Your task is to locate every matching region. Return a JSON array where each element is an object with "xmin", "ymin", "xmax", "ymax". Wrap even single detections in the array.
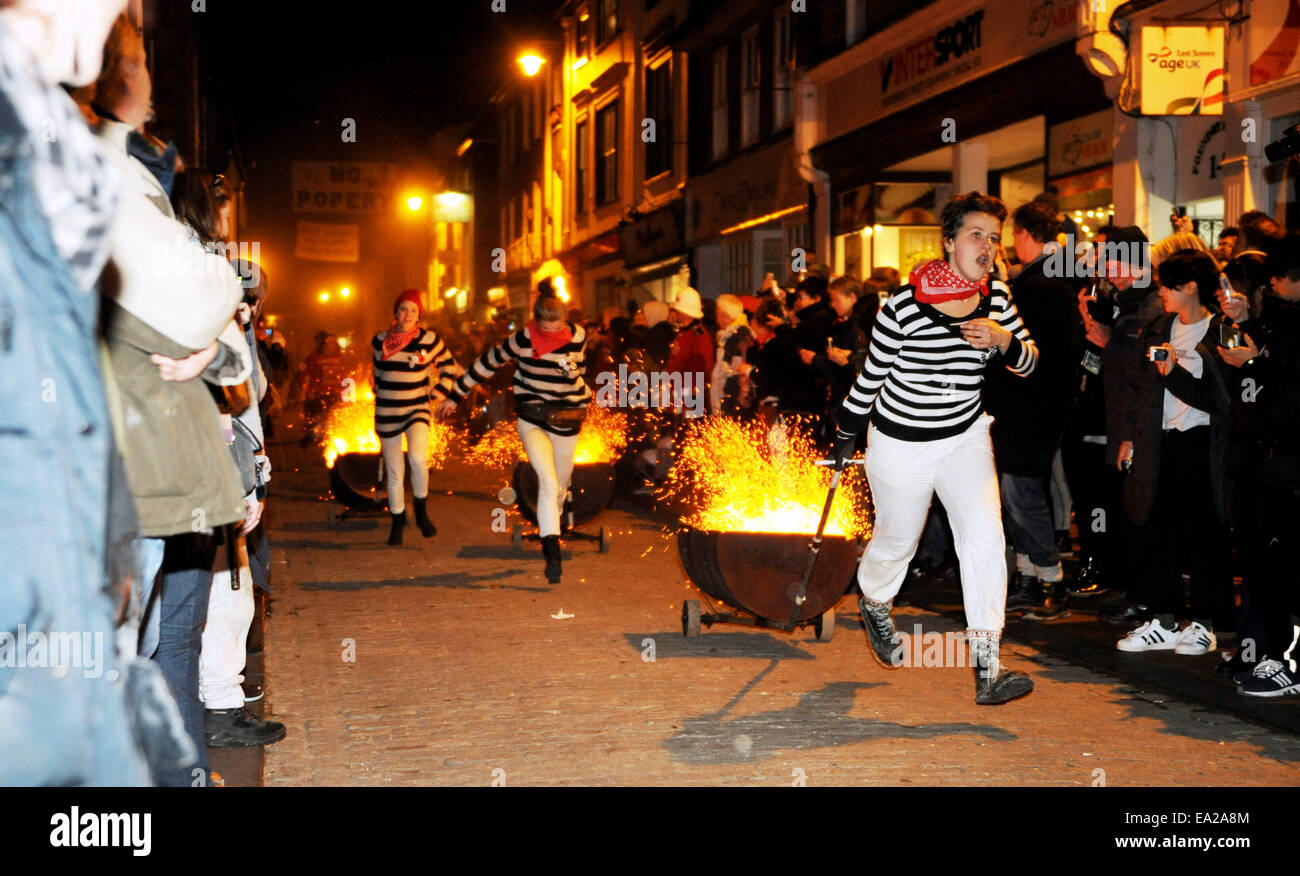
[{"xmin": 261, "ymin": 441, "xmax": 1300, "ymax": 787}]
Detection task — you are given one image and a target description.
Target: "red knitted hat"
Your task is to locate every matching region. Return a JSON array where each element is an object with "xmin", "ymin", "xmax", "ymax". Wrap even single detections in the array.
[{"xmin": 394, "ymin": 288, "xmax": 423, "ymax": 316}]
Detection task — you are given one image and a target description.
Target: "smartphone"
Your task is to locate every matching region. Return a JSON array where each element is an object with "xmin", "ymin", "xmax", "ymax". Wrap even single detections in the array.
[
  {"xmin": 1219, "ymin": 322, "xmax": 1244, "ymax": 349},
  {"xmin": 1146, "ymin": 346, "xmax": 1169, "ymax": 362}
]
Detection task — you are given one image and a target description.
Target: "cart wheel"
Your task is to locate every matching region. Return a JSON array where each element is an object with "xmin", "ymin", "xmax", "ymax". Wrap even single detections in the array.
[
  {"xmin": 682, "ymin": 600, "xmax": 701, "ymax": 638},
  {"xmin": 511, "ymin": 524, "xmax": 523, "ymax": 550},
  {"xmin": 598, "ymin": 526, "xmax": 611, "ymax": 553},
  {"xmin": 814, "ymin": 610, "xmax": 835, "ymax": 643},
  {"xmin": 326, "ymin": 506, "xmax": 337, "ymax": 528}
]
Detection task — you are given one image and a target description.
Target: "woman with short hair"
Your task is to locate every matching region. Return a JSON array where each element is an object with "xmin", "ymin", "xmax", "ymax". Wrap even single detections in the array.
[
  {"xmin": 832, "ymin": 192, "xmax": 1039, "ymax": 705},
  {"xmin": 438, "ymin": 288, "xmax": 592, "ymax": 582}
]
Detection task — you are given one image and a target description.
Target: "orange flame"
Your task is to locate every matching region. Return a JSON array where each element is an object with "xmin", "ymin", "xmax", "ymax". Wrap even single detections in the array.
[
  {"xmin": 322, "ymin": 370, "xmax": 452, "ymax": 470},
  {"xmin": 667, "ymin": 417, "xmax": 871, "ymax": 537},
  {"xmin": 464, "ymin": 403, "xmax": 630, "ymax": 469}
]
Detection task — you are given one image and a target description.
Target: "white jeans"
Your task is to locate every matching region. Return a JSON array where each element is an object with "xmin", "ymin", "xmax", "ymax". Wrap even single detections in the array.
[
  {"xmin": 518, "ymin": 418, "xmax": 580, "ymax": 537},
  {"xmin": 199, "ymin": 533, "xmax": 255, "ymax": 710},
  {"xmin": 381, "ymin": 422, "xmax": 429, "ymax": 515},
  {"xmin": 859, "ymin": 414, "xmax": 1007, "ymax": 632}
]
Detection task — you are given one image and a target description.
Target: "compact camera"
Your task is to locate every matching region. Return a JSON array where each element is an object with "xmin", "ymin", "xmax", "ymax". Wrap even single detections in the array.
[
  {"xmin": 1219, "ymin": 323, "xmax": 1244, "ymax": 350},
  {"xmin": 1146, "ymin": 346, "xmax": 1169, "ymax": 362}
]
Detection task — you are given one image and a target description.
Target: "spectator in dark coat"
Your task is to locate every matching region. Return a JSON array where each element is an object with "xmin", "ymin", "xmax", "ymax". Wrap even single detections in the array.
[{"xmin": 987, "ymin": 202, "xmax": 1081, "ymax": 616}]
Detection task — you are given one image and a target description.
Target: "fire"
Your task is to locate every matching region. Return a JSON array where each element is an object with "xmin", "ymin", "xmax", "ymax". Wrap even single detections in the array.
[
  {"xmin": 667, "ymin": 417, "xmax": 871, "ymax": 537},
  {"xmin": 321, "ymin": 371, "xmax": 453, "ymax": 469},
  {"xmin": 464, "ymin": 403, "xmax": 629, "ymax": 469}
]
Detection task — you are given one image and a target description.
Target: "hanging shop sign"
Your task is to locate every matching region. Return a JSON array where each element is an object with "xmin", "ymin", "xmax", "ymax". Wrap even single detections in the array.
[
  {"xmin": 292, "ymin": 161, "xmax": 396, "ymax": 213},
  {"xmin": 818, "ymin": 0, "xmax": 1077, "ymax": 144},
  {"xmin": 1243, "ymin": 0, "xmax": 1300, "ymax": 92},
  {"xmin": 1139, "ymin": 26, "xmax": 1225, "ymax": 115},
  {"xmin": 1048, "ymin": 108, "xmax": 1114, "ymax": 177},
  {"xmin": 294, "ymin": 221, "xmax": 360, "ymax": 263}
]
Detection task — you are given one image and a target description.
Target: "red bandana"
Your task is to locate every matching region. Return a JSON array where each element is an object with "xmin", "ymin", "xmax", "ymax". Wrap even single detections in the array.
[
  {"xmin": 909, "ymin": 259, "xmax": 988, "ymax": 304},
  {"xmin": 527, "ymin": 320, "xmax": 573, "ymax": 358},
  {"xmin": 382, "ymin": 324, "xmax": 420, "ymax": 360}
]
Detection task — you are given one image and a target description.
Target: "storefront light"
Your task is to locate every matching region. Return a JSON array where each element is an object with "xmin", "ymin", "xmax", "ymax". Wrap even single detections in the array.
[{"xmin": 318, "ymin": 291, "xmax": 330, "ymax": 302}]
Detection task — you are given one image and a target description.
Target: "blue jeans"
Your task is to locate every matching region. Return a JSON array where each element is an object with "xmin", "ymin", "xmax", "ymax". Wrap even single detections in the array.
[
  {"xmin": 153, "ymin": 534, "xmax": 217, "ymax": 787},
  {"xmin": 1000, "ymin": 472, "xmax": 1061, "ymax": 570}
]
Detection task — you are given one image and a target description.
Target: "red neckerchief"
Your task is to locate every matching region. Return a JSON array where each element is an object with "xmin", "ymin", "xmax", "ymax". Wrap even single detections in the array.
[
  {"xmin": 382, "ymin": 324, "xmax": 420, "ymax": 360},
  {"xmin": 909, "ymin": 258, "xmax": 988, "ymax": 304},
  {"xmin": 527, "ymin": 320, "xmax": 573, "ymax": 358}
]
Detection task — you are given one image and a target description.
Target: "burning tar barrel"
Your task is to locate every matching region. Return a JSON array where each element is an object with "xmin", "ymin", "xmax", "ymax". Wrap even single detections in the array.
[
  {"xmin": 329, "ymin": 451, "xmax": 387, "ymax": 512},
  {"xmin": 511, "ymin": 460, "xmax": 616, "ymax": 528},
  {"xmin": 677, "ymin": 526, "xmax": 859, "ymax": 623}
]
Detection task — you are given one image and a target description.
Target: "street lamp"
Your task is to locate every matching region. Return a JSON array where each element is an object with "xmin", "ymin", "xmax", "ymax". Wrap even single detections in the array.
[
  {"xmin": 518, "ymin": 53, "xmax": 545, "ymax": 77},
  {"xmin": 407, "ymin": 195, "xmax": 424, "ymax": 212}
]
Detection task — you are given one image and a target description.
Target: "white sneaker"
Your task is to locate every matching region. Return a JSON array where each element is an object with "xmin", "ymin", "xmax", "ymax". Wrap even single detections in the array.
[
  {"xmin": 1117, "ymin": 618, "xmax": 1181, "ymax": 652},
  {"xmin": 1174, "ymin": 622, "xmax": 1217, "ymax": 655}
]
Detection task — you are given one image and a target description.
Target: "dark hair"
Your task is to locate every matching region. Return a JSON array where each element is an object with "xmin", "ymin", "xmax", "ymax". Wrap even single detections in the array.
[
  {"xmin": 1156, "ymin": 250, "xmax": 1219, "ymax": 309},
  {"xmin": 537, "ymin": 278, "xmax": 556, "ymax": 297},
  {"xmin": 1012, "ymin": 201, "xmax": 1063, "ymax": 244},
  {"xmin": 754, "ymin": 297, "xmax": 787, "ymax": 326},
  {"xmin": 1094, "ymin": 223, "xmax": 1117, "ymax": 241},
  {"xmin": 1265, "ymin": 233, "xmax": 1300, "ymax": 282},
  {"xmin": 170, "ymin": 169, "xmax": 219, "ymax": 244},
  {"xmin": 1238, "ymin": 210, "xmax": 1285, "ymax": 252},
  {"xmin": 1224, "ymin": 252, "xmax": 1269, "ymax": 318},
  {"xmin": 1218, "ymin": 226, "xmax": 1240, "ymax": 241},
  {"xmin": 795, "ymin": 274, "xmax": 829, "ymax": 304},
  {"xmin": 828, "ymin": 276, "xmax": 862, "ymax": 299},
  {"xmin": 940, "ymin": 191, "xmax": 1008, "ymax": 244},
  {"xmin": 534, "ymin": 294, "xmax": 565, "ymax": 322}
]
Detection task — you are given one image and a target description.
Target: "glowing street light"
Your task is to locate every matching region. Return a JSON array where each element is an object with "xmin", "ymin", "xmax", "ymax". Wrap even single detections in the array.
[
  {"xmin": 518, "ymin": 53, "xmax": 545, "ymax": 77},
  {"xmin": 318, "ymin": 291, "xmax": 330, "ymax": 302},
  {"xmin": 340, "ymin": 287, "xmax": 351, "ymax": 298},
  {"xmin": 407, "ymin": 195, "xmax": 424, "ymax": 212}
]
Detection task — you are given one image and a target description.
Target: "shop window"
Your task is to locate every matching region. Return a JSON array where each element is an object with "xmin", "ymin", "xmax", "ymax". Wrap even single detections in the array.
[
  {"xmin": 596, "ymin": 100, "xmax": 620, "ymax": 206},
  {"xmin": 712, "ymin": 48, "xmax": 728, "ymax": 162},
  {"xmin": 645, "ymin": 60, "xmax": 672, "ymax": 178},
  {"xmin": 741, "ymin": 27, "xmax": 760, "ymax": 148},
  {"xmin": 725, "ymin": 236, "xmax": 753, "ymax": 295}
]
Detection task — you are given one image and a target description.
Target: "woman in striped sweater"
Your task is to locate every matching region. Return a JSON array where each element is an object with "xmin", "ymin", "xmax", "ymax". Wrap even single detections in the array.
[
  {"xmin": 437, "ymin": 288, "xmax": 591, "ymax": 582},
  {"xmin": 831, "ymin": 192, "xmax": 1039, "ymax": 705},
  {"xmin": 373, "ymin": 288, "xmax": 461, "ymax": 545}
]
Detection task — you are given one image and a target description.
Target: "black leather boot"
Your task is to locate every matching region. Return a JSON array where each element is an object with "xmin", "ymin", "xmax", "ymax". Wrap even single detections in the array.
[
  {"xmin": 1026, "ymin": 580, "xmax": 1070, "ymax": 621},
  {"xmin": 412, "ymin": 496, "xmax": 436, "ymax": 537},
  {"xmin": 387, "ymin": 511, "xmax": 406, "ymax": 546},
  {"xmin": 541, "ymin": 535, "xmax": 562, "ymax": 583},
  {"xmin": 969, "ymin": 630, "xmax": 1034, "ymax": 705},
  {"xmin": 1005, "ymin": 572, "xmax": 1040, "ymax": 611}
]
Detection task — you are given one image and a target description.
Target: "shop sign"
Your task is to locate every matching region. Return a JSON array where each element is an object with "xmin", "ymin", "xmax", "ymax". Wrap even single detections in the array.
[
  {"xmin": 1244, "ymin": 0, "xmax": 1300, "ymax": 90},
  {"xmin": 620, "ymin": 200, "xmax": 685, "ymax": 268},
  {"xmin": 1048, "ymin": 109, "xmax": 1114, "ymax": 177},
  {"xmin": 819, "ymin": 0, "xmax": 1076, "ymax": 144},
  {"xmin": 294, "ymin": 221, "xmax": 359, "ymax": 263},
  {"xmin": 1139, "ymin": 26, "xmax": 1225, "ymax": 115},
  {"xmin": 1181, "ymin": 117, "xmax": 1227, "ymax": 203},
  {"xmin": 292, "ymin": 161, "xmax": 396, "ymax": 213}
]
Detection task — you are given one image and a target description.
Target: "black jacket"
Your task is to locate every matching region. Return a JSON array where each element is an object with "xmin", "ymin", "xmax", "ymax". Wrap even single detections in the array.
[
  {"xmin": 1118, "ymin": 311, "xmax": 1233, "ymax": 527},
  {"xmin": 985, "ymin": 256, "xmax": 1082, "ymax": 475}
]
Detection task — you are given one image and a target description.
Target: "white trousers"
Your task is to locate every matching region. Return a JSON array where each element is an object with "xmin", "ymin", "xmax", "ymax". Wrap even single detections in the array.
[
  {"xmin": 859, "ymin": 414, "xmax": 1007, "ymax": 632},
  {"xmin": 199, "ymin": 533, "xmax": 255, "ymax": 710},
  {"xmin": 381, "ymin": 422, "xmax": 429, "ymax": 515},
  {"xmin": 518, "ymin": 418, "xmax": 580, "ymax": 538}
]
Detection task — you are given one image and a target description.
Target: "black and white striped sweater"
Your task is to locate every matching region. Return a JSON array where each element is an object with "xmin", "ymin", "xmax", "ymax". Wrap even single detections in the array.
[
  {"xmin": 450, "ymin": 323, "xmax": 592, "ymax": 435},
  {"xmin": 837, "ymin": 281, "xmax": 1037, "ymax": 442},
  {"xmin": 371, "ymin": 328, "xmax": 461, "ymax": 438}
]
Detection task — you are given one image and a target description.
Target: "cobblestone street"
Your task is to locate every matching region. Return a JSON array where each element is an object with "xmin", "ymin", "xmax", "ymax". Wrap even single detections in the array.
[{"xmin": 260, "ymin": 444, "xmax": 1300, "ymax": 787}]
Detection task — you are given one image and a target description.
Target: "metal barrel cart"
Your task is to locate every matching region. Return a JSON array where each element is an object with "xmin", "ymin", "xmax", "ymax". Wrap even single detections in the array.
[
  {"xmin": 676, "ymin": 527, "xmax": 860, "ymax": 641},
  {"xmin": 325, "ymin": 451, "xmax": 388, "ymax": 526},
  {"xmin": 508, "ymin": 460, "xmax": 615, "ymax": 553}
]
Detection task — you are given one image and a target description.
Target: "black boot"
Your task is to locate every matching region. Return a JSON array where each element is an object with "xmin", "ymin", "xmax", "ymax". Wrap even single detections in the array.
[
  {"xmin": 412, "ymin": 496, "xmax": 437, "ymax": 537},
  {"xmin": 205, "ymin": 707, "xmax": 287, "ymax": 747},
  {"xmin": 1069, "ymin": 555, "xmax": 1107, "ymax": 597},
  {"xmin": 387, "ymin": 511, "xmax": 406, "ymax": 546},
  {"xmin": 541, "ymin": 535, "xmax": 562, "ymax": 583},
  {"xmin": 1005, "ymin": 572, "xmax": 1040, "ymax": 611},
  {"xmin": 969, "ymin": 630, "xmax": 1034, "ymax": 705},
  {"xmin": 1025, "ymin": 580, "xmax": 1070, "ymax": 621}
]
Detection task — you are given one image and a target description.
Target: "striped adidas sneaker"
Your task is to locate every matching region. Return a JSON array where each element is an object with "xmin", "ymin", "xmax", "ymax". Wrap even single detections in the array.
[
  {"xmin": 1174, "ymin": 621, "xmax": 1217, "ymax": 655},
  {"xmin": 1238, "ymin": 660, "xmax": 1300, "ymax": 698},
  {"xmin": 1116, "ymin": 618, "xmax": 1181, "ymax": 652}
]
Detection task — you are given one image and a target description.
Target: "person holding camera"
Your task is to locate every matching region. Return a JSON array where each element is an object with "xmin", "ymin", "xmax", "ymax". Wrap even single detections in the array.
[
  {"xmin": 437, "ymin": 287, "xmax": 591, "ymax": 583},
  {"xmin": 1113, "ymin": 250, "xmax": 1235, "ymax": 655}
]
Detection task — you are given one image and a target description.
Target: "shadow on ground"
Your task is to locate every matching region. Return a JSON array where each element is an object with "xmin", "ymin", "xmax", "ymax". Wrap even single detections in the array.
[
  {"xmin": 296, "ymin": 568, "xmax": 547, "ymax": 592},
  {"xmin": 623, "ymin": 631, "xmax": 815, "ymax": 661}
]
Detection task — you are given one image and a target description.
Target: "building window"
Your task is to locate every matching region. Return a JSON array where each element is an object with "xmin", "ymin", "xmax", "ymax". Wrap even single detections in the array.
[
  {"xmin": 596, "ymin": 100, "xmax": 619, "ymax": 206},
  {"xmin": 760, "ymin": 232, "xmax": 785, "ymax": 282},
  {"xmin": 514, "ymin": 193, "xmax": 524, "ymax": 241},
  {"xmin": 711, "ymin": 48, "xmax": 728, "ymax": 162},
  {"xmin": 576, "ymin": 9, "xmax": 591, "ymax": 59},
  {"xmin": 773, "ymin": 11, "xmax": 794, "ymax": 131},
  {"xmin": 725, "ymin": 236, "xmax": 753, "ymax": 295},
  {"xmin": 597, "ymin": 0, "xmax": 618, "ymax": 46},
  {"xmin": 575, "ymin": 118, "xmax": 588, "ymax": 215},
  {"xmin": 846, "ymin": 0, "xmax": 868, "ymax": 47},
  {"xmin": 645, "ymin": 60, "xmax": 672, "ymax": 179},
  {"xmin": 785, "ymin": 222, "xmax": 809, "ymax": 260},
  {"xmin": 741, "ymin": 27, "xmax": 760, "ymax": 147}
]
